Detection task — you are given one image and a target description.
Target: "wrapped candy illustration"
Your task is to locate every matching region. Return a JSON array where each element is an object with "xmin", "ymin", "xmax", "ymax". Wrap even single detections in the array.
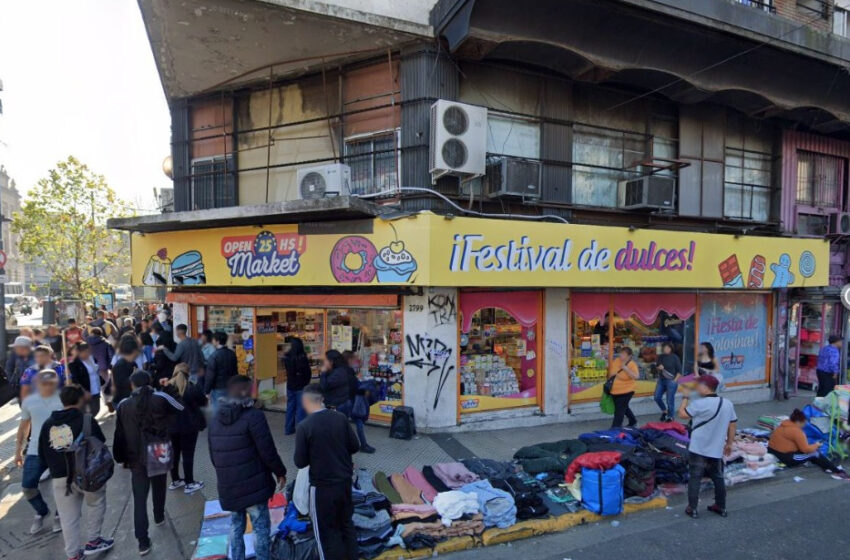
[{"xmin": 143, "ymin": 248, "xmax": 172, "ymax": 286}]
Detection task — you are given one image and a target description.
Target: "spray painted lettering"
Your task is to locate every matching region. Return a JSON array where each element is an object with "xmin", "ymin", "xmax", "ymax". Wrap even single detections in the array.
[
  {"xmin": 405, "ymin": 333, "xmax": 454, "ymax": 409},
  {"xmin": 428, "ymin": 293, "xmax": 456, "ymax": 327}
]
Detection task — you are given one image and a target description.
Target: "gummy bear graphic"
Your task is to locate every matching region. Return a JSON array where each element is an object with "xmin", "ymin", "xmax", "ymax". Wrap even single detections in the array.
[{"xmin": 770, "ymin": 253, "xmax": 795, "ymax": 288}]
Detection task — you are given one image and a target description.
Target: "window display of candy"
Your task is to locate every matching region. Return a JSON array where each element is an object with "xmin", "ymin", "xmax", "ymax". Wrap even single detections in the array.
[{"xmin": 460, "ymin": 353, "xmax": 520, "ymax": 397}]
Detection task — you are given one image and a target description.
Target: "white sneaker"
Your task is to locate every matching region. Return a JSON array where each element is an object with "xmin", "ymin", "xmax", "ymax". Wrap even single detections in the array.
[
  {"xmin": 52, "ymin": 512, "xmax": 62, "ymax": 533},
  {"xmin": 168, "ymin": 480, "xmax": 185, "ymax": 491},
  {"xmin": 29, "ymin": 514, "xmax": 45, "ymax": 535},
  {"xmin": 184, "ymin": 481, "xmax": 204, "ymax": 495}
]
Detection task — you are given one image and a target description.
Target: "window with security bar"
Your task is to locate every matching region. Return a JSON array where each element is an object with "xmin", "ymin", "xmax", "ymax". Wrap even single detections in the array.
[
  {"xmin": 344, "ymin": 131, "xmax": 399, "ymax": 195},
  {"xmin": 190, "ymin": 155, "xmax": 236, "ymax": 209},
  {"xmin": 796, "ymin": 151, "xmax": 843, "ymax": 208}
]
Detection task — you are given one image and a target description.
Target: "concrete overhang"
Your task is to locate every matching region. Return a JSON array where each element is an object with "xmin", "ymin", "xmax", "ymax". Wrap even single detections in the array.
[
  {"xmin": 138, "ymin": 0, "xmax": 433, "ymax": 100},
  {"xmin": 108, "ymin": 195, "xmax": 386, "ymax": 233},
  {"xmin": 434, "ymin": 0, "xmax": 850, "ymax": 131}
]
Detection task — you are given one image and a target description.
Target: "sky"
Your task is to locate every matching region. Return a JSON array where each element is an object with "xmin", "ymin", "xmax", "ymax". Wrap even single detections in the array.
[{"xmin": 0, "ymin": 0, "xmax": 170, "ymax": 212}]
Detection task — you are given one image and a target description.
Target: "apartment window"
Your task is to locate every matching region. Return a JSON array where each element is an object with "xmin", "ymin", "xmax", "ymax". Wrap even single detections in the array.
[
  {"xmin": 190, "ymin": 155, "xmax": 236, "ymax": 209},
  {"xmin": 486, "ymin": 113, "xmax": 540, "ymax": 159},
  {"xmin": 572, "ymin": 124, "xmax": 646, "ymax": 207},
  {"xmin": 724, "ymin": 148, "xmax": 772, "ymax": 221},
  {"xmin": 797, "ymin": 0, "xmax": 828, "ymax": 18},
  {"xmin": 344, "ymin": 131, "xmax": 398, "ymax": 195},
  {"xmin": 735, "ymin": 0, "xmax": 774, "ymax": 13},
  {"xmin": 796, "ymin": 151, "xmax": 843, "ymax": 208},
  {"xmin": 834, "ymin": 7, "xmax": 849, "ymax": 37}
]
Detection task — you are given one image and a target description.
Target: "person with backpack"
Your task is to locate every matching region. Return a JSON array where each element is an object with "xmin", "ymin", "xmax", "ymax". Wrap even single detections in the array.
[
  {"xmin": 283, "ymin": 337, "xmax": 311, "ymax": 435},
  {"xmin": 167, "ymin": 363, "xmax": 207, "ymax": 495},
  {"xmin": 677, "ymin": 375, "xmax": 737, "ymax": 519},
  {"xmin": 37, "ymin": 385, "xmax": 114, "ymax": 559},
  {"xmin": 208, "ymin": 375, "xmax": 287, "ymax": 560},
  {"xmin": 113, "ymin": 370, "xmax": 184, "ymax": 556},
  {"xmin": 16, "ymin": 369, "xmax": 63, "ymax": 534}
]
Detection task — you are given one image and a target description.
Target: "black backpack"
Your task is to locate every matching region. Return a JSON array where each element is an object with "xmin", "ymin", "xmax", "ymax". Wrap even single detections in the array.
[
  {"xmin": 71, "ymin": 414, "xmax": 114, "ymax": 492},
  {"xmin": 389, "ymin": 406, "xmax": 416, "ymax": 440}
]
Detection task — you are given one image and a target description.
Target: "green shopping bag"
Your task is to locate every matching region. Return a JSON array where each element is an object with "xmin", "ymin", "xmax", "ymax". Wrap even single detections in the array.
[{"xmin": 599, "ymin": 392, "xmax": 615, "ymax": 415}]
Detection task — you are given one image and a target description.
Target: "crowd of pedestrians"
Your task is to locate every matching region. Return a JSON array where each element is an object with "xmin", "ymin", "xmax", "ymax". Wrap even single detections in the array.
[{"xmin": 8, "ymin": 305, "xmax": 375, "ymax": 560}]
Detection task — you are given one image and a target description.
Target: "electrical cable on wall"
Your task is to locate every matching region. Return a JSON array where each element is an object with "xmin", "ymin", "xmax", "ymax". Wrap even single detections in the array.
[{"xmin": 356, "ymin": 186, "xmax": 569, "ymax": 224}]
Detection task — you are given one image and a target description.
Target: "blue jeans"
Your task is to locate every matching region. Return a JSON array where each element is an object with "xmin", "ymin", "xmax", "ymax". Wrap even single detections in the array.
[
  {"xmin": 230, "ymin": 503, "xmax": 270, "ymax": 560},
  {"xmin": 22, "ymin": 454, "xmax": 49, "ymax": 516},
  {"xmin": 353, "ymin": 418, "xmax": 370, "ymax": 448},
  {"xmin": 654, "ymin": 377, "xmax": 678, "ymax": 414},
  {"xmin": 285, "ymin": 389, "xmax": 306, "ymax": 435}
]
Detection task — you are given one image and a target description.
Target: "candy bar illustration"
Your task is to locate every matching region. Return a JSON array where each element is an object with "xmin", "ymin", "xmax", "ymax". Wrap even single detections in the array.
[
  {"xmin": 718, "ymin": 254, "xmax": 744, "ymax": 288},
  {"xmin": 747, "ymin": 255, "xmax": 765, "ymax": 288},
  {"xmin": 143, "ymin": 248, "xmax": 172, "ymax": 286}
]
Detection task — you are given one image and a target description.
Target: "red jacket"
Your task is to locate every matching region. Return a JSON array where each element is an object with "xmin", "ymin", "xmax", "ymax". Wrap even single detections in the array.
[{"xmin": 565, "ymin": 451, "xmax": 622, "ymax": 483}]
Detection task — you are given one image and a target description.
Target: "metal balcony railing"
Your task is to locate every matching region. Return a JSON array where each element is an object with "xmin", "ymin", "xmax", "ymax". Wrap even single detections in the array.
[{"xmin": 733, "ymin": 0, "xmax": 775, "ymax": 14}]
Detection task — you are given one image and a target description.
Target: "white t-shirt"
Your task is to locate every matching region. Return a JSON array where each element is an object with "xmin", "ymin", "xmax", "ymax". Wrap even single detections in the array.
[
  {"xmin": 20, "ymin": 393, "xmax": 63, "ymax": 456},
  {"xmin": 686, "ymin": 395, "xmax": 737, "ymax": 459}
]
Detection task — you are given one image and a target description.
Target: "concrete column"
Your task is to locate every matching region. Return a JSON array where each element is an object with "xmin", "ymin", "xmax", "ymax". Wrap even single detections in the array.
[
  {"xmin": 402, "ymin": 288, "xmax": 459, "ymax": 429},
  {"xmin": 543, "ymin": 288, "xmax": 570, "ymax": 417}
]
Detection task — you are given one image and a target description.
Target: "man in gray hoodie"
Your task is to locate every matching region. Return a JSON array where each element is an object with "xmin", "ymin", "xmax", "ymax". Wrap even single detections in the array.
[{"xmin": 156, "ymin": 324, "xmax": 203, "ymax": 383}]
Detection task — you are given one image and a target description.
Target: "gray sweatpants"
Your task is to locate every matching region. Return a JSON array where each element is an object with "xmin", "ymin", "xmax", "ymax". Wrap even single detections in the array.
[{"xmin": 51, "ymin": 479, "xmax": 107, "ymax": 558}]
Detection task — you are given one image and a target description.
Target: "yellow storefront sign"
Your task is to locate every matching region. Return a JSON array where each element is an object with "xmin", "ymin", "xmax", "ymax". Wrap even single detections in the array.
[{"xmin": 131, "ymin": 213, "xmax": 829, "ymax": 289}]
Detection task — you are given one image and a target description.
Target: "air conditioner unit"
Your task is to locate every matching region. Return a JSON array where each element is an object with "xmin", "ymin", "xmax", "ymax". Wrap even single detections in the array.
[
  {"xmin": 829, "ymin": 212, "xmax": 850, "ymax": 235},
  {"xmin": 430, "ymin": 99, "xmax": 487, "ymax": 179},
  {"xmin": 483, "ymin": 157, "xmax": 541, "ymax": 200},
  {"xmin": 618, "ymin": 176, "xmax": 676, "ymax": 210},
  {"xmin": 296, "ymin": 163, "xmax": 351, "ymax": 199}
]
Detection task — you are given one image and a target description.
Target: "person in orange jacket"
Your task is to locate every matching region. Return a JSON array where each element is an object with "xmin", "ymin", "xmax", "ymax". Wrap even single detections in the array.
[{"xmin": 767, "ymin": 409, "xmax": 847, "ymax": 478}]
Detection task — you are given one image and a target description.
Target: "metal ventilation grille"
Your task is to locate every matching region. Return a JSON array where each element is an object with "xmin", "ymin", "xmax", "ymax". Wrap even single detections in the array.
[
  {"xmin": 442, "ymin": 139, "xmax": 468, "ymax": 169},
  {"xmin": 300, "ymin": 171, "xmax": 327, "ymax": 199},
  {"xmin": 623, "ymin": 179, "xmax": 644, "ymax": 206},
  {"xmin": 443, "ymin": 106, "xmax": 469, "ymax": 135}
]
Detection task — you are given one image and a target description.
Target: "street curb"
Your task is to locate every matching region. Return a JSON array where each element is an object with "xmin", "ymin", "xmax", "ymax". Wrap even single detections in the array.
[{"xmin": 371, "ymin": 496, "xmax": 668, "ymax": 560}]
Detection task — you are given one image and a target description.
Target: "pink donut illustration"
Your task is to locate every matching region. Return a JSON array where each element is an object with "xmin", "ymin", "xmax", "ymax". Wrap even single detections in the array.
[{"xmin": 330, "ymin": 236, "xmax": 378, "ymax": 283}]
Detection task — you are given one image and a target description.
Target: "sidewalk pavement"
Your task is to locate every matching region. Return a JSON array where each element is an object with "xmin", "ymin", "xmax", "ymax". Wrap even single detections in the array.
[{"xmin": 0, "ymin": 392, "xmax": 825, "ymax": 559}]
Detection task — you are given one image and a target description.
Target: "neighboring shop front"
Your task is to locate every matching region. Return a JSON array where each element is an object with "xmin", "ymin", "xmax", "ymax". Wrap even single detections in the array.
[
  {"xmin": 570, "ymin": 291, "xmax": 772, "ymax": 403},
  {"xmin": 784, "ymin": 288, "xmax": 845, "ymax": 394},
  {"xmin": 129, "ymin": 212, "xmax": 830, "ymax": 430}
]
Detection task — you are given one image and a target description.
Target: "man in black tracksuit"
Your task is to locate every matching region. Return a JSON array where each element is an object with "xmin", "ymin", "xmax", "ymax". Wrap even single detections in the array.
[{"xmin": 294, "ymin": 383, "xmax": 360, "ymax": 560}]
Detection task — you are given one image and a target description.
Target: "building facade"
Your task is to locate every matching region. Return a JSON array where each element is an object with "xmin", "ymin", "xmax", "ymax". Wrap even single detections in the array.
[{"xmin": 115, "ymin": 0, "xmax": 850, "ymax": 429}]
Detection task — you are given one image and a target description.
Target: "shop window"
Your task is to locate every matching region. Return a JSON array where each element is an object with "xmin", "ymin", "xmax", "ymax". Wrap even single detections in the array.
[
  {"xmin": 486, "ymin": 113, "xmax": 540, "ymax": 159},
  {"xmin": 791, "ymin": 302, "xmax": 838, "ymax": 390},
  {"xmin": 796, "ymin": 151, "xmax": 843, "ymax": 208},
  {"xmin": 572, "ymin": 124, "xmax": 646, "ymax": 207},
  {"xmin": 190, "ymin": 155, "xmax": 236, "ymax": 209},
  {"xmin": 459, "ymin": 291, "xmax": 540, "ymax": 413},
  {"xmin": 203, "ymin": 306, "xmax": 255, "ymax": 377},
  {"xmin": 327, "ymin": 309, "xmax": 403, "ymax": 420},
  {"xmin": 570, "ymin": 293, "xmax": 696, "ymax": 403},
  {"xmin": 697, "ymin": 293, "xmax": 769, "ymax": 386},
  {"xmin": 344, "ymin": 131, "xmax": 399, "ymax": 195},
  {"xmin": 270, "ymin": 309, "xmax": 326, "ymax": 383}
]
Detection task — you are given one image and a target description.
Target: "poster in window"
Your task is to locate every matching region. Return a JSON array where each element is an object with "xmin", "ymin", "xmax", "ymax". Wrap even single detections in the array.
[{"xmin": 698, "ymin": 293, "xmax": 768, "ymax": 385}]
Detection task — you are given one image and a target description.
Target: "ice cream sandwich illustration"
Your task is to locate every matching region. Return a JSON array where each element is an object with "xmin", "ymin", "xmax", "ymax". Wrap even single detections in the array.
[
  {"xmin": 171, "ymin": 251, "xmax": 206, "ymax": 285},
  {"xmin": 143, "ymin": 248, "xmax": 172, "ymax": 286},
  {"xmin": 718, "ymin": 254, "xmax": 744, "ymax": 288}
]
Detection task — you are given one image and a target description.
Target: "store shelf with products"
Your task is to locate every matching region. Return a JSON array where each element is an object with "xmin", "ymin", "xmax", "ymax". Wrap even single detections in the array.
[{"xmin": 272, "ymin": 309, "xmax": 326, "ymax": 382}]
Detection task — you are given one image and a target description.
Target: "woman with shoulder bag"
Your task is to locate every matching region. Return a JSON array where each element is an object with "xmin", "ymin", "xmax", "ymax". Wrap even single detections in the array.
[
  {"xmin": 607, "ymin": 347, "xmax": 640, "ymax": 428},
  {"xmin": 167, "ymin": 363, "xmax": 207, "ymax": 495}
]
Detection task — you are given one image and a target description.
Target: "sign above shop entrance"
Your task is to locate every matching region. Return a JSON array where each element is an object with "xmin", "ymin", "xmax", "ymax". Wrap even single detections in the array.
[{"xmin": 130, "ymin": 213, "xmax": 829, "ymax": 289}]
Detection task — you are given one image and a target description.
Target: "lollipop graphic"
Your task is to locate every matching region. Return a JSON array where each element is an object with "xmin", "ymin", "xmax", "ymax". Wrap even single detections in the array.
[{"xmin": 798, "ymin": 250, "xmax": 816, "ymax": 278}]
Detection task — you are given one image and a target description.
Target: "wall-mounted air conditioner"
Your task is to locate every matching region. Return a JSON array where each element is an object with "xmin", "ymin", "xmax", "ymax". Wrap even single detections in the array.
[
  {"xmin": 430, "ymin": 100, "xmax": 487, "ymax": 180},
  {"xmin": 483, "ymin": 157, "xmax": 541, "ymax": 200},
  {"xmin": 829, "ymin": 212, "xmax": 850, "ymax": 235},
  {"xmin": 296, "ymin": 163, "xmax": 351, "ymax": 199},
  {"xmin": 618, "ymin": 176, "xmax": 676, "ymax": 210}
]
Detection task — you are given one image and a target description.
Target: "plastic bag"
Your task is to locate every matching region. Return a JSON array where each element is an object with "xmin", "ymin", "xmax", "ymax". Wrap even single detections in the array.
[{"xmin": 599, "ymin": 393, "xmax": 615, "ymax": 415}]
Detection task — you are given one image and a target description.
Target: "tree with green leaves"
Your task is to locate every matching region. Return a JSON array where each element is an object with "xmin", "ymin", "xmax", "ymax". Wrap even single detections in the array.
[{"xmin": 12, "ymin": 156, "xmax": 134, "ymax": 300}]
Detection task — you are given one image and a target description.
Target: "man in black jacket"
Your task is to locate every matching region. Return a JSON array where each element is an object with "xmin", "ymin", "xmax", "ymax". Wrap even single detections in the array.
[
  {"xmin": 113, "ymin": 371, "xmax": 184, "ymax": 556},
  {"xmin": 295, "ymin": 383, "xmax": 360, "ymax": 560},
  {"xmin": 150, "ymin": 322, "xmax": 176, "ymax": 382},
  {"xmin": 209, "ymin": 375, "xmax": 286, "ymax": 560},
  {"xmin": 204, "ymin": 331, "xmax": 238, "ymax": 411},
  {"xmin": 67, "ymin": 342, "xmax": 102, "ymax": 416},
  {"xmin": 38, "ymin": 386, "xmax": 114, "ymax": 559}
]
